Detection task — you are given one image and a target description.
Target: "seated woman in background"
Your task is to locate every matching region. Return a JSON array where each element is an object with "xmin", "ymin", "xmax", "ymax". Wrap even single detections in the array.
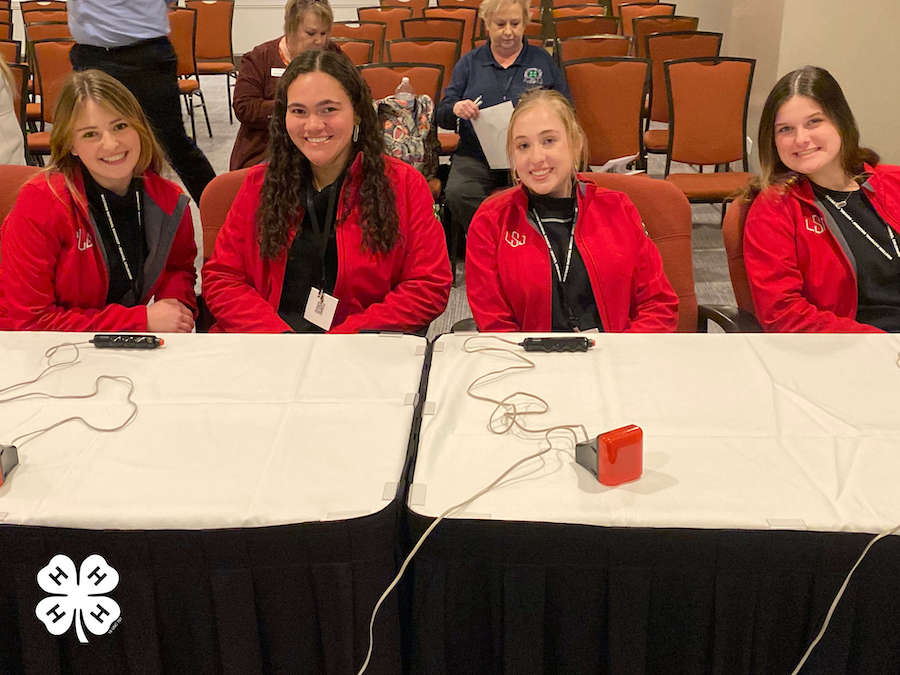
[
  {"xmin": 465, "ymin": 89, "xmax": 678, "ymax": 332},
  {"xmin": 437, "ymin": 0, "xmax": 569, "ymax": 236},
  {"xmin": 0, "ymin": 60, "xmax": 25, "ymax": 165},
  {"xmin": 0, "ymin": 69, "xmax": 197, "ymax": 332},
  {"xmin": 203, "ymin": 50, "xmax": 451, "ymax": 334},
  {"xmin": 744, "ymin": 65, "xmax": 900, "ymax": 332},
  {"xmin": 230, "ymin": 0, "xmax": 341, "ymax": 170}
]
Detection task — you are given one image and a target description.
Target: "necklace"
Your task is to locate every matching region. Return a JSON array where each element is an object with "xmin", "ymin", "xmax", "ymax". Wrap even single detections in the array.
[
  {"xmin": 824, "ymin": 194, "xmax": 900, "ymax": 261},
  {"xmin": 99, "ymin": 189, "xmax": 143, "ymax": 298}
]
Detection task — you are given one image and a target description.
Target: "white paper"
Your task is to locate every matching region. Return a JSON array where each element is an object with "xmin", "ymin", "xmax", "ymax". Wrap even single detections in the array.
[{"xmin": 471, "ymin": 101, "xmax": 514, "ymax": 170}]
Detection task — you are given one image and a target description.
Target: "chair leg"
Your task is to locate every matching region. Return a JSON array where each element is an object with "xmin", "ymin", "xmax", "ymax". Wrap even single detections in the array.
[
  {"xmin": 184, "ymin": 93, "xmax": 197, "ymax": 140},
  {"xmin": 226, "ymin": 72, "xmax": 234, "ymax": 125},
  {"xmin": 197, "ymin": 89, "xmax": 212, "ymax": 138}
]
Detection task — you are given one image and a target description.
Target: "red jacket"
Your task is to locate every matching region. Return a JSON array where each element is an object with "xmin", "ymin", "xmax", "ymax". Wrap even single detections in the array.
[
  {"xmin": 201, "ymin": 155, "xmax": 451, "ymax": 333},
  {"xmin": 744, "ymin": 164, "xmax": 900, "ymax": 333},
  {"xmin": 0, "ymin": 169, "xmax": 197, "ymax": 332},
  {"xmin": 466, "ymin": 179, "xmax": 678, "ymax": 332}
]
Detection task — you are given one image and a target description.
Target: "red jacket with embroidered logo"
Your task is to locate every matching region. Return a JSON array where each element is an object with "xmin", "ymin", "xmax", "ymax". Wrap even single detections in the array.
[
  {"xmin": 201, "ymin": 155, "xmax": 452, "ymax": 333},
  {"xmin": 0, "ymin": 169, "xmax": 197, "ymax": 332},
  {"xmin": 465, "ymin": 179, "xmax": 678, "ymax": 332},
  {"xmin": 743, "ymin": 164, "xmax": 900, "ymax": 333}
]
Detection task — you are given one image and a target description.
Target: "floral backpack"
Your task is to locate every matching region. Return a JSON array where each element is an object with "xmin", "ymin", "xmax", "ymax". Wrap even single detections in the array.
[{"xmin": 375, "ymin": 93, "xmax": 440, "ymax": 181}]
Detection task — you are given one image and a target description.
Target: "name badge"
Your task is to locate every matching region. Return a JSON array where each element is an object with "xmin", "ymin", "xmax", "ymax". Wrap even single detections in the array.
[
  {"xmin": 304, "ymin": 288, "xmax": 338, "ymax": 331},
  {"xmin": 270, "ymin": 67, "xmax": 286, "ymax": 77}
]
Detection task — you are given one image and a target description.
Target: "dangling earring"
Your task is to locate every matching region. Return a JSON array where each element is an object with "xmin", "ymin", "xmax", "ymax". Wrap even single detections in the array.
[{"xmin": 352, "ymin": 123, "xmax": 359, "ymax": 143}]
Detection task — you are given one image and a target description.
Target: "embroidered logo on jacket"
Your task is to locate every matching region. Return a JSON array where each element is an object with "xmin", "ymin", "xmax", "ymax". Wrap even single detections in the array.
[
  {"xmin": 805, "ymin": 215, "xmax": 825, "ymax": 235},
  {"xmin": 76, "ymin": 229, "xmax": 94, "ymax": 251},
  {"xmin": 523, "ymin": 68, "xmax": 543, "ymax": 87},
  {"xmin": 505, "ymin": 231, "xmax": 527, "ymax": 248}
]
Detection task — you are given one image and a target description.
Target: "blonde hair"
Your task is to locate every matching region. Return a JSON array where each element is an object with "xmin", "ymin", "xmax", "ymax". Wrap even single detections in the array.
[
  {"xmin": 49, "ymin": 70, "xmax": 165, "ymax": 186},
  {"xmin": 284, "ymin": 0, "xmax": 334, "ymax": 36},
  {"xmin": 507, "ymin": 89, "xmax": 588, "ymax": 185},
  {"xmin": 479, "ymin": 0, "xmax": 528, "ymax": 24}
]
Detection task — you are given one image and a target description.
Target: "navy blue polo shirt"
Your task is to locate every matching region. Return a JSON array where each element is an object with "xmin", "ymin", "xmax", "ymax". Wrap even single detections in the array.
[{"xmin": 436, "ymin": 41, "xmax": 571, "ymax": 163}]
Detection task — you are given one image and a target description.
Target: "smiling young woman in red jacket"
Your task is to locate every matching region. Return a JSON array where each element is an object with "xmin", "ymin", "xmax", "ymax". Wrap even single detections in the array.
[
  {"xmin": 202, "ymin": 50, "xmax": 451, "ymax": 334},
  {"xmin": 466, "ymin": 89, "xmax": 678, "ymax": 332},
  {"xmin": 744, "ymin": 66, "xmax": 900, "ymax": 333},
  {"xmin": 0, "ymin": 70, "xmax": 197, "ymax": 332}
]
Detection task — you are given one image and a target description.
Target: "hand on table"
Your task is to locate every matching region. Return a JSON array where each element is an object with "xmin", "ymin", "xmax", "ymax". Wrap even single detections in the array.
[{"xmin": 147, "ymin": 299, "xmax": 195, "ymax": 333}]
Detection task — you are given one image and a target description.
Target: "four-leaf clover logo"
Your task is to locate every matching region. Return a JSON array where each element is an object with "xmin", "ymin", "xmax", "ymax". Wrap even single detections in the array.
[{"xmin": 36, "ymin": 554, "xmax": 121, "ymax": 643}]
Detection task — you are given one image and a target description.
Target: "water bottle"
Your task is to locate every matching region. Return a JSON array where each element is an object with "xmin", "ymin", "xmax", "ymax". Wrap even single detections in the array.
[{"xmin": 395, "ymin": 76, "xmax": 415, "ymax": 104}]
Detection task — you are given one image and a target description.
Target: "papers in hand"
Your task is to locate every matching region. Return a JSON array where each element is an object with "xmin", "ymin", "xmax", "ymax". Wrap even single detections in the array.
[{"xmin": 471, "ymin": 100, "xmax": 514, "ymax": 170}]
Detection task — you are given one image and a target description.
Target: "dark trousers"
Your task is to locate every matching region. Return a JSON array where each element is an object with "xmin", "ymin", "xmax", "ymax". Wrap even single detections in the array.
[
  {"xmin": 70, "ymin": 39, "xmax": 216, "ymax": 204},
  {"xmin": 444, "ymin": 154, "xmax": 512, "ymax": 233}
]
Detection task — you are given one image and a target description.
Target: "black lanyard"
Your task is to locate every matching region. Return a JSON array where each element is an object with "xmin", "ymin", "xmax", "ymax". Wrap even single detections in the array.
[
  {"xmin": 305, "ymin": 180, "xmax": 340, "ymax": 292},
  {"xmin": 99, "ymin": 189, "xmax": 143, "ymax": 303}
]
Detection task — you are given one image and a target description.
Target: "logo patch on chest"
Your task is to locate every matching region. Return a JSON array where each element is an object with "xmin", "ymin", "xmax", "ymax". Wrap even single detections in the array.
[
  {"xmin": 505, "ymin": 230, "xmax": 527, "ymax": 248},
  {"xmin": 523, "ymin": 67, "xmax": 543, "ymax": 86},
  {"xmin": 76, "ymin": 229, "xmax": 94, "ymax": 251},
  {"xmin": 805, "ymin": 215, "xmax": 825, "ymax": 235}
]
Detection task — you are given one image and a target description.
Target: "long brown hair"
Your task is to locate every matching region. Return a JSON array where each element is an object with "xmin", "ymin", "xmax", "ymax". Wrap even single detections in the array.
[
  {"xmin": 257, "ymin": 49, "xmax": 397, "ymax": 258},
  {"xmin": 749, "ymin": 65, "xmax": 878, "ymax": 198}
]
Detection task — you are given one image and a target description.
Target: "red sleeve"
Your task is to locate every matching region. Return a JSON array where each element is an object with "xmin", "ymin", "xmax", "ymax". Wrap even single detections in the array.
[
  {"xmin": 232, "ymin": 45, "xmax": 277, "ymax": 130},
  {"xmin": 152, "ymin": 201, "xmax": 198, "ymax": 315},
  {"xmin": 200, "ymin": 172, "xmax": 292, "ymax": 333},
  {"xmin": 743, "ymin": 194, "xmax": 881, "ymax": 333},
  {"xmin": 465, "ymin": 202, "xmax": 522, "ymax": 332},
  {"xmin": 331, "ymin": 166, "xmax": 451, "ymax": 333},
  {"xmin": 0, "ymin": 182, "xmax": 148, "ymax": 331},
  {"xmin": 620, "ymin": 197, "xmax": 679, "ymax": 333}
]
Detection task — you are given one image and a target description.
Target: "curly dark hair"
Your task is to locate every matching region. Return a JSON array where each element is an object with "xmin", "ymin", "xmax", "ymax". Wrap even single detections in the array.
[{"xmin": 257, "ymin": 49, "xmax": 398, "ymax": 258}]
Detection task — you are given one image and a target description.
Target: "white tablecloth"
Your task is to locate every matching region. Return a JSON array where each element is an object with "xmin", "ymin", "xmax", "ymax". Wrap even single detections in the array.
[
  {"xmin": 412, "ymin": 333, "xmax": 900, "ymax": 534},
  {"xmin": 0, "ymin": 332, "xmax": 425, "ymax": 530}
]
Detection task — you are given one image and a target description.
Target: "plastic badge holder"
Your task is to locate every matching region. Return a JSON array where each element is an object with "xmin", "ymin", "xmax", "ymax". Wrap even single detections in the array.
[{"xmin": 575, "ymin": 425, "xmax": 642, "ymax": 486}]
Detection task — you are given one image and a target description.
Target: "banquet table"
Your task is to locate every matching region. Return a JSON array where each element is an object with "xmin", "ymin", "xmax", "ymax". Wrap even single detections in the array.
[
  {"xmin": 0, "ymin": 332, "xmax": 426, "ymax": 675},
  {"xmin": 407, "ymin": 333, "xmax": 900, "ymax": 674}
]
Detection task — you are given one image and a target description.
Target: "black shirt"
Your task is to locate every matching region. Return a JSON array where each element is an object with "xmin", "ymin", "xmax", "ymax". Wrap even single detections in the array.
[
  {"xmin": 528, "ymin": 190, "xmax": 603, "ymax": 332},
  {"xmin": 812, "ymin": 182, "xmax": 900, "ymax": 332},
  {"xmin": 277, "ymin": 173, "xmax": 343, "ymax": 332},
  {"xmin": 83, "ymin": 171, "xmax": 147, "ymax": 305}
]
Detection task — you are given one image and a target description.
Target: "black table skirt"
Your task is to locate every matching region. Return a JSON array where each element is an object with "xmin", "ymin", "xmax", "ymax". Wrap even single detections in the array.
[
  {"xmin": 406, "ymin": 512, "xmax": 900, "ymax": 675},
  {"xmin": 0, "ymin": 502, "xmax": 402, "ymax": 675}
]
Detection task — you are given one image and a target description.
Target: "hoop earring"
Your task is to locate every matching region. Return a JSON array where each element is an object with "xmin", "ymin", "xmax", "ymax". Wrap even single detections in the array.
[{"xmin": 352, "ymin": 123, "xmax": 359, "ymax": 143}]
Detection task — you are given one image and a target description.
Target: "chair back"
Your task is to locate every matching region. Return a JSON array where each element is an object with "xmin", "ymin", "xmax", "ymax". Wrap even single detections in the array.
[
  {"xmin": 359, "ymin": 62, "xmax": 443, "ymax": 103},
  {"xmin": 25, "ymin": 20, "xmax": 70, "ymax": 43},
  {"xmin": 552, "ymin": 5, "xmax": 609, "ymax": 20},
  {"xmin": 557, "ymin": 34, "xmax": 628, "ymax": 61},
  {"xmin": 401, "ymin": 17, "xmax": 465, "ymax": 43},
  {"xmin": 6, "ymin": 61, "xmax": 27, "ymax": 128},
  {"xmin": 472, "ymin": 36, "xmax": 543, "ymax": 50},
  {"xmin": 333, "ymin": 38, "xmax": 375, "ymax": 66},
  {"xmin": 646, "ymin": 30, "xmax": 721, "ymax": 122},
  {"xmin": 20, "ymin": 0, "xmax": 66, "ymax": 11},
  {"xmin": 581, "ymin": 172, "xmax": 696, "ymax": 331},
  {"xmin": 168, "ymin": 8, "xmax": 200, "ymax": 79},
  {"xmin": 381, "ymin": 0, "xmax": 428, "ymax": 19},
  {"xmin": 436, "ymin": 0, "xmax": 481, "ymax": 8},
  {"xmin": 552, "ymin": 0, "xmax": 607, "ymax": 7},
  {"xmin": 631, "ymin": 14, "xmax": 698, "ymax": 56},
  {"xmin": 0, "ymin": 165, "xmax": 41, "ymax": 223},
  {"xmin": 386, "ymin": 38, "xmax": 459, "ymax": 96},
  {"xmin": 664, "ymin": 57, "xmax": 755, "ymax": 171},
  {"xmin": 0, "ymin": 37, "xmax": 19, "ymax": 62},
  {"xmin": 722, "ymin": 197, "xmax": 755, "ymax": 315},
  {"xmin": 619, "ymin": 2, "xmax": 674, "ymax": 37},
  {"xmin": 423, "ymin": 7, "xmax": 476, "ymax": 55},
  {"xmin": 199, "ymin": 167, "xmax": 251, "ymax": 260},
  {"xmin": 31, "ymin": 38, "xmax": 73, "ymax": 123},
  {"xmin": 564, "ymin": 56, "xmax": 648, "ymax": 165},
  {"xmin": 357, "ymin": 6, "xmax": 413, "ymax": 42},
  {"xmin": 22, "ymin": 9, "xmax": 67, "ymax": 25},
  {"xmin": 553, "ymin": 16, "xmax": 620, "ymax": 39},
  {"xmin": 610, "ymin": 0, "xmax": 654, "ymax": 16},
  {"xmin": 0, "ymin": 21, "xmax": 10, "ymax": 40},
  {"xmin": 0, "ymin": 9, "xmax": 9, "ymax": 24},
  {"xmin": 332, "ymin": 22, "xmax": 386, "ymax": 61},
  {"xmin": 185, "ymin": 0, "xmax": 235, "ymax": 62}
]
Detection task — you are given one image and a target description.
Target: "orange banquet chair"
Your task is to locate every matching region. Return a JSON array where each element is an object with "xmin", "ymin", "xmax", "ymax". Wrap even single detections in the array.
[
  {"xmin": 357, "ymin": 6, "xmax": 413, "ymax": 42},
  {"xmin": 631, "ymin": 14, "xmax": 698, "ymax": 57},
  {"xmin": 386, "ymin": 38, "xmax": 459, "ymax": 97},
  {"xmin": 564, "ymin": 56, "xmax": 649, "ymax": 169},
  {"xmin": 380, "ymin": 0, "xmax": 428, "ymax": 19},
  {"xmin": 552, "ymin": 5, "xmax": 609, "ymax": 20},
  {"xmin": 423, "ymin": 7, "xmax": 476, "ymax": 56},
  {"xmin": 697, "ymin": 198, "xmax": 762, "ymax": 332},
  {"xmin": 19, "ymin": 0, "xmax": 66, "ymax": 11},
  {"xmin": 556, "ymin": 33, "xmax": 629, "ymax": 61},
  {"xmin": 553, "ymin": 16, "xmax": 621, "ymax": 40},
  {"xmin": 0, "ymin": 21, "xmax": 11, "ymax": 40},
  {"xmin": 332, "ymin": 21, "xmax": 387, "ymax": 62},
  {"xmin": 0, "ymin": 37, "xmax": 19, "ymax": 62},
  {"xmin": 619, "ymin": 2, "xmax": 674, "ymax": 38},
  {"xmin": 610, "ymin": 0, "xmax": 654, "ymax": 16},
  {"xmin": 551, "ymin": 0, "xmax": 610, "ymax": 8},
  {"xmin": 169, "ymin": 7, "xmax": 212, "ymax": 140},
  {"xmin": 185, "ymin": 0, "xmax": 238, "ymax": 125},
  {"xmin": 436, "ymin": 0, "xmax": 481, "ymax": 9},
  {"xmin": 27, "ymin": 38, "xmax": 73, "ymax": 159},
  {"xmin": 663, "ymin": 57, "xmax": 756, "ymax": 215},
  {"xmin": 24, "ymin": 20, "xmax": 70, "ymax": 43},
  {"xmin": 642, "ymin": 31, "xmax": 722, "ymax": 162},
  {"xmin": 332, "ymin": 38, "xmax": 375, "ymax": 66},
  {"xmin": 400, "ymin": 17, "xmax": 465, "ymax": 43},
  {"xmin": 0, "ymin": 165, "xmax": 41, "ymax": 223},
  {"xmin": 581, "ymin": 171, "xmax": 697, "ymax": 331},
  {"xmin": 21, "ymin": 10, "xmax": 67, "ymax": 25},
  {"xmin": 358, "ymin": 62, "xmax": 443, "ymax": 103}
]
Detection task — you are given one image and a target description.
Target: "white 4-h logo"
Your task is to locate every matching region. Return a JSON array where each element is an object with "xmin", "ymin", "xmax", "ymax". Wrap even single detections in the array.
[{"xmin": 36, "ymin": 554, "xmax": 121, "ymax": 643}]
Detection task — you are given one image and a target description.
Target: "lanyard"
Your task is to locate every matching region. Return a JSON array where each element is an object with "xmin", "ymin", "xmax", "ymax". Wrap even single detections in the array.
[
  {"xmin": 99, "ymin": 189, "xmax": 143, "ymax": 302},
  {"xmin": 305, "ymin": 179, "xmax": 340, "ymax": 292},
  {"xmin": 824, "ymin": 194, "xmax": 900, "ymax": 261},
  {"xmin": 531, "ymin": 200, "xmax": 580, "ymax": 330}
]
